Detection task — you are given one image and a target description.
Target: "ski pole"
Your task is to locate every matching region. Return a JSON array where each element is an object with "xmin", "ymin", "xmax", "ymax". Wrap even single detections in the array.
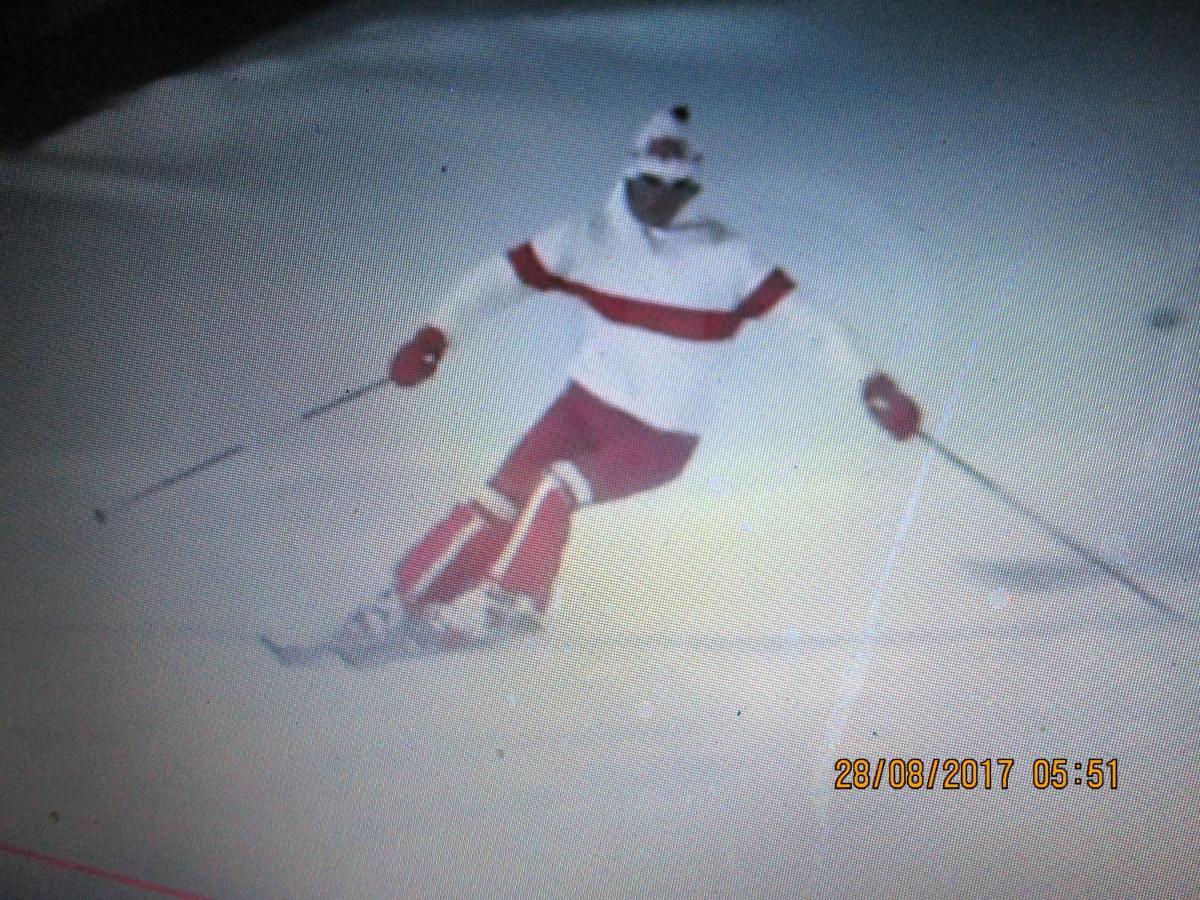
[
  {"xmin": 94, "ymin": 375, "xmax": 392, "ymax": 524},
  {"xmin": 915, "ymin": 429, "xmax": 1193, "ymax": 627}
]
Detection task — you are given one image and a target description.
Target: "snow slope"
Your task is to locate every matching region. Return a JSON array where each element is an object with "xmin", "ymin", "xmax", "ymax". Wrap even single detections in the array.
[{"xmin": 1, "ymin": 1, "xmax": 1197, "ymax": 896}]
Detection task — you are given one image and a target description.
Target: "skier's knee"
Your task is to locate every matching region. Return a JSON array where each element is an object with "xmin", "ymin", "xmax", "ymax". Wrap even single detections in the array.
[
  {"xmin": 545, "ymin": 461, "xmax": 593, "ymax": 507},
  {"xmin": 470, "ymin": 487, "xmax": 518, "ymax": 523}
]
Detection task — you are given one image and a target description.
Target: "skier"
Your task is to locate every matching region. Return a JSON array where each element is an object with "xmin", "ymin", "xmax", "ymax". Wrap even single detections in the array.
[{"xmin": 360, "ymin": 106, "xmax": 922, "ymax": 645}]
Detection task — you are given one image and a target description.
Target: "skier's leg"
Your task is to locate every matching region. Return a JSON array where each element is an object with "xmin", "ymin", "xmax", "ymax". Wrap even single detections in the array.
[
  {"xmin": 487, "ymin": 462, "xmax": 590, "ymax": 615},
  {"xmin": 575, "ymin": 431, "xmax": 699, "ymax": 503},
  {"xmin": 485, "ymin": 386, "xmax": 700, "ymax": 619},
  {"xmin": 484, "ymin": 382, "xmax": 595, "ymax": 503},
  {"xmin": 393, "ymin": 488, "xmax": 516, "ymax": 607},
  {"xmin": 340, "ymin": 490, "xmax": 513, "ymax": 644},
  {"xmin": 395, "ymin": 384, "xmax": 593, "ymax": 609},
  {"xmin": 569, "ymin": 380, "xmax": 701, "ymax": 504}
]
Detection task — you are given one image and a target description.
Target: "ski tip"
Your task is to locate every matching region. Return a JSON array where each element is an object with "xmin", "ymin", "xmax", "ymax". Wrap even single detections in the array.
[
  {"xmin": 257, "ymin": 634, "xmax": 287, "ymax": 662},
  {"xmin": 258, "ymin": 634, "xmax": 325, "ymax": 668},
  {"xmin": 258, "ymin": 634, "xmax": 280, "ymax": 650}
]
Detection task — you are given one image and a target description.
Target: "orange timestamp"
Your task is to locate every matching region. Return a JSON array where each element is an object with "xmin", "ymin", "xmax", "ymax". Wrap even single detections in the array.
[{"xmin": 833, "ymin": 757, "xmax": 1119, "ymax": 791}]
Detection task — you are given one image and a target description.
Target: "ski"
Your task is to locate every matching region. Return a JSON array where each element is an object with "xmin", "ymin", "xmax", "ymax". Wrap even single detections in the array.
[{"xmin": 259, "ymin": 589, "xmax": 540, "ymax": 669}]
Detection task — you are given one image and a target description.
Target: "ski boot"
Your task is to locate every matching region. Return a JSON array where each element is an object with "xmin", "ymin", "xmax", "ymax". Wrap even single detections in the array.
[
  {"xmin": 343, "ymin": 594, "xmax": 409, "ymax": 641},
  {"xmin": 483, "ymin": 585, "xmax": 547, "ymax": 634},
  {"xmin": 328, "ymin": 591, "xmax": 422, "ymax": 663},
  {"xmin": 410, "ymin": 590, "xmax": 496, "ymax": 650}
]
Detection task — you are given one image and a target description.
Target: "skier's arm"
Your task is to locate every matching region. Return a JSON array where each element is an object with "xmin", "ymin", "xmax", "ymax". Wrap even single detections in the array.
[
  {"xmin": 773, "ymin": 298, "xmax": 876, "ymax": 385},
  {"xmin": 735, "ymin": 250, "xmax": 877, "ymax": 386},
  {"xmin": 813, "ymin": 307, "xmax": 875, "ymax": 385},
  {"xmin": 390, "ymin": 223, "xmax": 574, "ymax": 387},
  {"xmin": 427, "ymin": 253, "xmax": 532, "ymax": 346},
  {"xmin": 774, "ymin": 298, "xmax": 923, "ymax": 441},
  {"xmin": 435, "ymin": 220, "xmax": 576, "ymax": 344},
  {"xmin": 389, "ymin": 254, "xmax": 528, "ymax": 387}
]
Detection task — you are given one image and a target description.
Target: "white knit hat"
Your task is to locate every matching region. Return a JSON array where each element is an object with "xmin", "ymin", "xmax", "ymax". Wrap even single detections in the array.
[{"xmin": 624, "ymin": 105, "xmax": 703, "ymax": 183}]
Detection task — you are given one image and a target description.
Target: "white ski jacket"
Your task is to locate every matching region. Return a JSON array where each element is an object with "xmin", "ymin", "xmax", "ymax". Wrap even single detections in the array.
[{"xmin": 430, "ymin": 186, "xmax": 873, "ymax": 434}]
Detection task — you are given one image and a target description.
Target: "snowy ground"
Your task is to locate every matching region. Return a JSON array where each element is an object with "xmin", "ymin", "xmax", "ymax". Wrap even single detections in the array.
[{"xmin": 1, "ymin": 1, "xmax": 1198, "ymax": 896}]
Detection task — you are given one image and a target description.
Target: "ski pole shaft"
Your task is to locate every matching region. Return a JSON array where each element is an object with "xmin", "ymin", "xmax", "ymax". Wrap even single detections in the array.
[
  {"xmin": 297, "ymin": 376, "xmax": 391, "ymax": 422},
  {"xmin": 915, "ymin": 429, "xmax": 1192, "ymax": 626},
  {"xmin": 94, "ymin": 375, "xmax": 392, "ymax": 523}
]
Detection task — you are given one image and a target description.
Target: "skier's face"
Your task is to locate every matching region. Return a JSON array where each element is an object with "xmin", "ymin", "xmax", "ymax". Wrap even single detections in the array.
[{"xmin": 624, "ymin": 173, "xmax": 701, "ymax": 228}]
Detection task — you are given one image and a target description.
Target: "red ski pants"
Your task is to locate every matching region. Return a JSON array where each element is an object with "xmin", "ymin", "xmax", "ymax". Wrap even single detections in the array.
[{"xmin": 395, "ymin": 381, "xmax": 699, "ymax": 610}]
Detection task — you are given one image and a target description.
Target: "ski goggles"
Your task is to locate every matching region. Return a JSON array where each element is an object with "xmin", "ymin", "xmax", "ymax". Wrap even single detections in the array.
[{"xmin": 632, "ymin": 172, "xmax": 702, "ymax": 197}]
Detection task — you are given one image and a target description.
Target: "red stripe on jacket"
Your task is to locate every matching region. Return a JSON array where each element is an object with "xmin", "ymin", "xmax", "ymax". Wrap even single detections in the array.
[{"xmin": 506, "ymin": 242, "xmax": 794, "ymax": 342}]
